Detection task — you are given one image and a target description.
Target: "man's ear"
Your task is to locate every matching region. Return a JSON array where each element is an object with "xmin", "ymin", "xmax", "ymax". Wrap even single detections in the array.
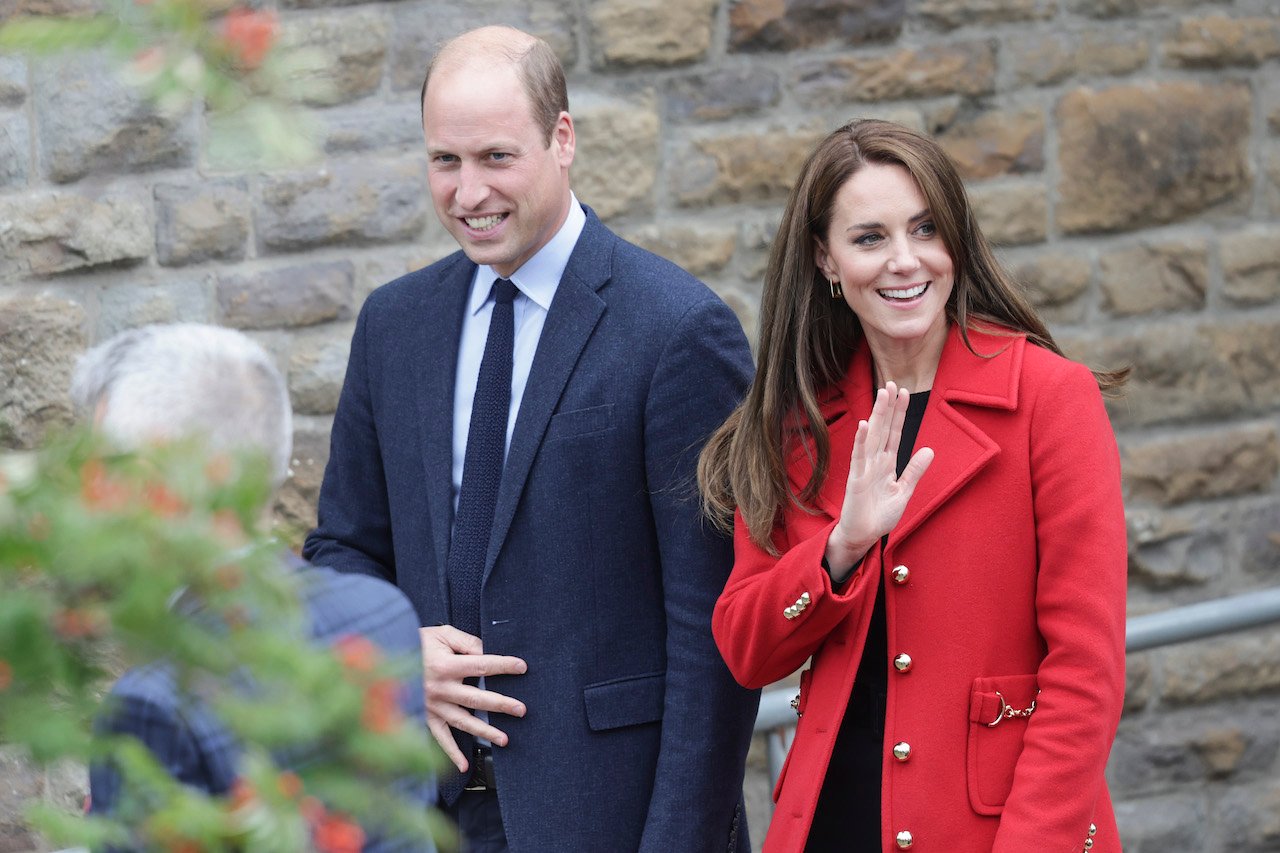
[{"xmin": 554, "ymin": 111, "xmax": 575, "ymax": 169}]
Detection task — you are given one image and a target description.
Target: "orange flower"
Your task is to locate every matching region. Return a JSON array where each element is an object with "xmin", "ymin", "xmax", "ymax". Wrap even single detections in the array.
[
  {"xmin": 52, "ymin": 607, "xmax": 105, "ymax": 640},
  {"xmin": 143, "ymin": 481, "xmax": 187, "ymax": 518},
  {"xmin": 205, "ymin": 454, "xmax": 233, "ymax": 485},
  {"xmin": 334, "ymin": 634, "xmax": 379, "ymax": 673},
  {"xmin": 130, "ymin": 45, "xmax": 165, "ymax": 76},
  {"xmin": 211, "ymin": 509, "xmax": 246, "ymax": 545},
  {"xmin": 228, "ymin": 777, "xmax": 257, "ymax": 809},
  {"xmin": 0, "ymin": 660, "xmax": 12, "ymax": 691},
  {"xmin": 81, "ymin": 459, "xmax": 131, "ymax": 512},
  {"xmin": 276, "ymin": 770, "xmax": 303, "ymax": 800},
  {"xmin": 220, "ymin": 8, "xmax": 279, "ymax": 70},
  {"xmin": 214, "ymin": 563, "xmax": 243, "ymax": 591},
  {"xmin": 361, "ymin": 677, "xmax": 403, "ymax": 734},
  {"xmin": 312, "ymin": 812, "xmax": 365, "ymax": 853}
]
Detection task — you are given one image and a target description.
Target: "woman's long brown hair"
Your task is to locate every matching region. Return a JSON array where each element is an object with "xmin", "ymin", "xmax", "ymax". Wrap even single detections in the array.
[{"xmin": 697, "ymin": 119, "xmax": 1127, "ymax": 553}]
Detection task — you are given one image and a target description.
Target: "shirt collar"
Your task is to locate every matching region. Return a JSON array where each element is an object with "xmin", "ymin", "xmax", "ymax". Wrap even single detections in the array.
[{"xmin": 468, "ymin": 193, "xmax": 587, "ymax": 316}]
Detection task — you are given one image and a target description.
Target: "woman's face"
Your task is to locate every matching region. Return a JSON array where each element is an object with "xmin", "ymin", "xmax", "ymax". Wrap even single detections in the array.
[{"xmin": 814, "ymin": 162, "xmax": 954, "ymax": 366}]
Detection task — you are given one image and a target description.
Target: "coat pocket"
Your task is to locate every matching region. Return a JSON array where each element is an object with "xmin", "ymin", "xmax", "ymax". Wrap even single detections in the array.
[
  {"xmin": 967, "ymin": 673, "xmax": 1038, "ymax": 815},
  {"xmin": 582, "ymin": 671, "xmax": 665, "ymax": 731}
]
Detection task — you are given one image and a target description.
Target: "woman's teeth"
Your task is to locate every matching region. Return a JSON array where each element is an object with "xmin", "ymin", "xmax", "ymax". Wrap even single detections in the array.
[
  {"xmin": 878, "ymin": 283, "xmax": 928, "ymax": 300},
  {"xmin": 465, "ymin": 214, "xmax": 504, "ymax": 231}
]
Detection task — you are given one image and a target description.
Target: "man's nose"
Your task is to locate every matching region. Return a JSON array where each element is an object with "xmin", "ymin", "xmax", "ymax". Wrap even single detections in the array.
[{"xmin": 455, "ymin": 163, "xmax": 491, "ymax": 210}]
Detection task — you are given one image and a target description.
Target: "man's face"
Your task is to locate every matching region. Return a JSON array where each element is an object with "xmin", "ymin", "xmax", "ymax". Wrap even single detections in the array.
[{"xmin": 422, "ymin": 61, "xmax": 575, "ymax": 279}]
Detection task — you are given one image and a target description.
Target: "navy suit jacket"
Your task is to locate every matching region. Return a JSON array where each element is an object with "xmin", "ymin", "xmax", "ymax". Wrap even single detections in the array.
[
  {"xmin": 89, "ymin": 563, "xmax": 433, "ymax": 852},
  {"xmin": 303, "ymin": 206, "xmax": 760, "ymax": 852}
]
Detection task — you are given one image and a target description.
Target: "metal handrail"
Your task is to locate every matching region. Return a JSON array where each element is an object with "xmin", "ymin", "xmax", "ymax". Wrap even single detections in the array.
[{"xmin": 754, "ymin": 586, "xmax": 1280, "ymax": 784}]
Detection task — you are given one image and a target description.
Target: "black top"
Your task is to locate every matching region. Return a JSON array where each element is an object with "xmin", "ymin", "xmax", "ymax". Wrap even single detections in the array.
[{"xmin": 806, "ymin": 389, "xmax": 930, "ymax": 852}]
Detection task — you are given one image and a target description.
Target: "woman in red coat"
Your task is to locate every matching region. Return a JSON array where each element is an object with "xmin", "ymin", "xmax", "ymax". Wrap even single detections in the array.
[{"xmin": 699, "ymin": 120, "xmax": 1128, "ymax": 852}]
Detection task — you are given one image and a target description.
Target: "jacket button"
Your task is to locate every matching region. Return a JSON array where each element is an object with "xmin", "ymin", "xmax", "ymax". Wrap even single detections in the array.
[
  {"xmin": 896, "ymin": 830, "xmax": 913, "ymax": 848},
  {"xmin": 1083, "ymin": 840, "xmax": 1093, "ymax": 851},
  {"xmin": 891, "ymin": 565, "xmax": 910, "ymax": 584},
  {"xmin": 1089, "ymin": 823, "xmax": 1097, "ymax": 836},
  {"xmin": 892, "ymin": 741, "xmax": 911, "ymax": 761},
  {"xmin": 893, "ymin": 653, "xmax": 912, "ymax": 672},
  {"xmin": 784, "ymin": 606, "xmax": 797, "ymax": 620}
]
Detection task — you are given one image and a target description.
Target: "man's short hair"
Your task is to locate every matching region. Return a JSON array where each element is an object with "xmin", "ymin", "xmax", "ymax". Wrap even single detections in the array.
[
  {"xmin": 70, "ymin": 324, "xmax": 292, "ymax": 487},
  {"xmin": 419, "ymin": 31, "xmax": 568, "ymax": 144}
]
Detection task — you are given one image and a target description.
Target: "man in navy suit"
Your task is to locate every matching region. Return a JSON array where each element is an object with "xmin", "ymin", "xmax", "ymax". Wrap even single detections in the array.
[
  {"xmin": 73, "ymin": 324, "xmax": 433, "ymax": 851},
  {"xmin": 303, "ymin": 24, "xmax": 759, "ymax": 853}
]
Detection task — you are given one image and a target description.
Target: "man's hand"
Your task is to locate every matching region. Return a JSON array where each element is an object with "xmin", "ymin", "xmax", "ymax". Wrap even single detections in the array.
[{"xmin": 420, "ymin": 624, "xmax": 528, "ymax": 773}]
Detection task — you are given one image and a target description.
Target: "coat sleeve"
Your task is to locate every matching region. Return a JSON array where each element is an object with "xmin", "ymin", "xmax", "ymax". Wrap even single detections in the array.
[
  {"xmin": 713, "ymin": 510, "xmax": 881, "ymax": 689},
  {"xmin": 993, "ymin": 360, "xmax": 1127, "ymax": 852},
  {"xmin": 633, "ymin": 298, "xmax": 761, "ymax": 853},
  {"xmin": 303, "ymin": 302, "xmax": 397, "ymax": 583}
]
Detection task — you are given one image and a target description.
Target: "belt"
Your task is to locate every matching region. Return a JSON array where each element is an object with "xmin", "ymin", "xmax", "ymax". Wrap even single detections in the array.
[{"xmin": 464, "ymin": 746, "xmax": 497, "ymax": 792}]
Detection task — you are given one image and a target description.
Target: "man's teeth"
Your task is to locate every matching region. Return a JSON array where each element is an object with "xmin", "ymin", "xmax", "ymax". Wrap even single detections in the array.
[
  {"xmin": 878, "ymin": 283, "xmax": 927, "ymax": 300},
  {"xmin": 465, "ymin": 214, "xmax": 504, "ymax": 230}
]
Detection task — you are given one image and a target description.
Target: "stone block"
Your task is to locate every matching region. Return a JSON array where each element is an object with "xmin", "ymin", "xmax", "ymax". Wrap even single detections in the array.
[
  {"xmin": 257, "ymin": 158, "xmax": 427, "ymax": 252},
  {"xmin": 665, "ymin": 67, "xmax": 782, "ymax": 122},
  {"xmin": 969, "ymin": 182, "xmax": 1047, "ymax": 246},
  {"xmin": 1122, "ymin": 425, "xmax": 1278, "ymax": 507},
  {"xmin": 1124, "ymin": 653, "xmax": 1153, "ymax": 711},
  {"xmin": 1219, "ymin": 779, "xmax": 1280, "ymax": 851},
  {"xmin": 0, "ymin": 109, "xmax": 28, "ymax": 189},
  {"xmin": 729, "ymin": 0, "xmax": 905, "ymax": 52},
  {"xmin": 1067, "ymin": 0, "xmax": 1197, "ymax": 17},
  {"xmin": 321, "ymin": 103, "xmax": 422, "ymax": 156},
  {"xmin": 0, "ymin": 56, "xmax": 26, "ymax": 107},
  {"xmin": 0, "ymin": 294, "xmax": 85, "ymax": 450},
  {"xmin": 1128, "ymin": 524, "xmax": 1226, "ymax": 590},
  {"xmin": 97, "ymin": 279, "xmax": 210, "ymax": 339},
  {"xmin": 931, "ymin": 106, "xmax": 1044, "ymax": 180},
  {"xmin": 1008, "ymin": 34, "xmax": 1075, "ymax": 87},
  {"xmin": 0, "ymin": 191, "xmax": 150, "ymax": 280},
  {"xmin": 155, "ymin": 180, "xmax": 250, "ymax": 266},
  {"xmin": 619, "ymin": 223, "xmax": 737, "ymax": 277},
  {"xmin": 1163, "ymin": 15, "xmax": 1280, "ymax": 68},
  {"xmin": 279, "ymin": 10, "xmax": 387, "ymax": 107},
  {"xmin": 1077, "ymin": 30, "xmax": 1151, "ymax": 76},
  {"xmin": 715, "ymin": 285, "xmax": 759, "ymax": 348},
  {"xmin": 1079, "ymin": 320, "xmax": 1280, "ymax": 428},
  {"xmin": 288, "ymin": 322, "xmax": 353, "ymax": 416},
  {"xmin": 31, "ymin": 54, "xmax": 195, "ymax": 184},
  {"xmin": 791, "ymin": 41, "xmax": 996, "ymax": 105},
  {"xmin": 572, "ymin": 94, "xmax": 660, "ymax": 222},
  {"xmin": 916, "ymin": 0, "xmax": 1045, "ymax": 29},
  {"xmin": 1099, "ymin": 240, "xmax": 1207, "ymax": 317},
  {"xmin": 588, "ymin": 0, "xmax": 717, "ymax": 68},
  {"xmin": 273, "ymin": 413, "xmax": 331, "ymax": 545},
  {"xmin": 1268, "ymin": 143, "xmax": 1280, "ymax": 216},
  {"xmin": 1221, "ymin": 227, "xmax": 1280, "ymax": 307},
  {"xmin": 1056, "ymin": 83, "xmax": 1251, "ymax": 234},
  {"xmin": 1009, "ymin": 251, "xmax": 1090, "ymax": 324},
  {"xmin": 1160, "ymin": 629, "xmax": 1280, "ymax": 706},
  {"xmin": 387, "ymin": 0, "xmax": 576, "ymax": 92},
  {"xmin": 738, "ymin": 216, "xmax": 780, "ymax": 281},
  {"xmin": 1238, "ymin": 501, "xmax": 1280, "ymax": 579},
  {"xmin": 1111, "ymin": 792, "xmax": 1211, "ymax": 853},
  {"xmin": 217, "ymin": 261, "xmax": 354, "ymax": 330},
  {"xmin": 672, "ymin": 125, "xmax": 825, "ymax": 208}
]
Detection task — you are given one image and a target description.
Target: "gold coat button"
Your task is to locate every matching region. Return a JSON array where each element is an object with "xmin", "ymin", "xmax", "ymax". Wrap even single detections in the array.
[
  {"xmin": 784, "ymin": 606, "xmax": 797, "ymax": 620},
  {"xmin": 896, "ymin": 830, "xmax": 913, "ymax": 848},
  {"xmin": 1089, "ymin": 823, "xmax": 1097, "ymax": 836},
  {"xmin": 893, "ymin": 653, "xmax": 912, "ymax": 672},
  {"xmin": 891, "ymin": 565, "xmax": 910, "ymax": 584},
  {"xmin": 892, "ymin": 741, "xmax": 911, "ymax": 761}
]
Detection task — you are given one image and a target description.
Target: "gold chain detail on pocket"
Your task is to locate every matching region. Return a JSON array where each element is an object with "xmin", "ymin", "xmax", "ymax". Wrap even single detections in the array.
[{"xmin": 984, "ymin": 690, "xmax": 1039, "ymax": 728}]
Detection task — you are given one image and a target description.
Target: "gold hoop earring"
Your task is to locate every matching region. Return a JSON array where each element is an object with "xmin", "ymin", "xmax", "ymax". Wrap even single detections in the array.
[{"xmin": 829, "ymin": 277, "xmax": 844, "ymax": 300}]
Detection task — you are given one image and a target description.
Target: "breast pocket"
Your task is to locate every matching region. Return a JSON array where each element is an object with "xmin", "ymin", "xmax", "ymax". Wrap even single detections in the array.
[
  {"xmin": 545, "ymin": 404, "xmax": 613, "ymax": 442},
  {"xmin": 967, "ymin": 673, "xmax": 1039, "ymax": 815},
  {"xmin": 582, "ymin": 671, "xmax": 665, "ymax": 731}
]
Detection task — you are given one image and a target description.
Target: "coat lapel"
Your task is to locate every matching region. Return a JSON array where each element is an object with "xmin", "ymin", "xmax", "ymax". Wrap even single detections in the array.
[
  {"xmin": 787, "ymin": 325, "xmax": 1023, "ymax": 543},
  {"xmin": 483, "ymin": 209, "xmax": 610, "ymax": 581},
  {"xmin": 412, "ymin": 255, "xmax": 473, "ymax": 607}
]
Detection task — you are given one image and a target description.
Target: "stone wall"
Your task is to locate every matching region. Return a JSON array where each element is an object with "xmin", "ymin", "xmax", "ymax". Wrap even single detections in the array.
[{"xmin": 1, "ymin": 0, "xmax": 1278, "ymax": 850}]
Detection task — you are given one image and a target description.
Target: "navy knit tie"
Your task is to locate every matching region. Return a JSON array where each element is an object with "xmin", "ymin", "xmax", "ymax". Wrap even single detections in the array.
[{"xmin": 448, "ymin": 277, "xmax": 517, "ymax": 639}]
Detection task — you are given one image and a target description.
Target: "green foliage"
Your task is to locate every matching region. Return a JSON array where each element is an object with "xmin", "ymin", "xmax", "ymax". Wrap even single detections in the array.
[
  {"xmin": 0, "ymin": 430, "xmax": 445, "ymax": 852},
  {"xmin": 0, "ymin": 0, "xmax": 323, "ymax": 167}
]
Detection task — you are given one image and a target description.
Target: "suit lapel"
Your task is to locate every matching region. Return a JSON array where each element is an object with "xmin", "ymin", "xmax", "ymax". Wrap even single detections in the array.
[
  {"xmin": 483, "ymin": 210, "xmax": 610, "ymax": 581},
  {"xmin": 412, "ymin": 255, "xmax": 473, "ymax": 606}
]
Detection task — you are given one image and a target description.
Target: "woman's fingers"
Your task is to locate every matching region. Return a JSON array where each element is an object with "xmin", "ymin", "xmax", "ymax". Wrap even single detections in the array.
[
  {"xmin": 850, "ymin": 418, "xmax": 869, "ymax": 478},
  {"xmin": 899, "ymin": 446, "xmax": 935, "ymax": 491}
]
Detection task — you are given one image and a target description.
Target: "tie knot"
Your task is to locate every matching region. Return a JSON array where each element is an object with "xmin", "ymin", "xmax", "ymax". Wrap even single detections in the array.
[{"xmin": 493, "ymin": 278, "xmax": 517, "ymax": 305}]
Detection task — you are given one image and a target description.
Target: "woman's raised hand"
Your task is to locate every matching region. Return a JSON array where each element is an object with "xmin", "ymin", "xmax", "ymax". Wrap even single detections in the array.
[{"xmin": 824, "ymin": 382, "xmax": 934, "ymax": 581}]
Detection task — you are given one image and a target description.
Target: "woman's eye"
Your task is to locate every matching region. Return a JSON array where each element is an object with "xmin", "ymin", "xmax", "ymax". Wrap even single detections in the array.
[
  {"xmin": 854, "ymin": 233, "xmax": 882, "ymax": 247},
  {"xmin": 916, "ymin": 221, "xmax": 937, "ymax": 237}
]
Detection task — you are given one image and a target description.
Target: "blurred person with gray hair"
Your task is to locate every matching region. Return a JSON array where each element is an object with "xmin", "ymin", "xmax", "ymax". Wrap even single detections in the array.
[{"xmin": 75, "ymin": 323, "xmax": 435, "ymax": 851}]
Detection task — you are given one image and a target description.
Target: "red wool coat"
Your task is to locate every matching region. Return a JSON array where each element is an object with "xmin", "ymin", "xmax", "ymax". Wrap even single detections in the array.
[{"xmin": 713, "ymin": 325, "xmax": 1127, "ymax": 853}]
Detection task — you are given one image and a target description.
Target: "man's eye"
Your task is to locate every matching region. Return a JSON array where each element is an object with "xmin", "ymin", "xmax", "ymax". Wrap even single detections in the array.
[{"xmin": 489, "ymin": 152, "xmax": 510, "ymax": 161}]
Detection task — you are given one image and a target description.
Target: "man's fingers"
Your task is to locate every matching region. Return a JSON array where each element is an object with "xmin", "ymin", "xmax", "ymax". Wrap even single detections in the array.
[
  {"xmin": 432, "ymin": 681, "xmax": 527, "ymax": 718},
  {"xmin": 421, "ymin": 624, "xmax": 483, "ymax": 655},
  {"xmin": 427, "ymin": 715, "xmax": 468, "ymax": 773},
  {"xmin": 431, "ymin": 652, "xmax": 528, "ymax": 681},
  {"xmin": 433, "ymin": 704, "xmax": 512, "ymax": 747}
]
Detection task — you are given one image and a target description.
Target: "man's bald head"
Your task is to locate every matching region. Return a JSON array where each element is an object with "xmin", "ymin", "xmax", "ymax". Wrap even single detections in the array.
[{"xmin": 419, "ymin": 26, "xmax": 568, "ymax": 144}]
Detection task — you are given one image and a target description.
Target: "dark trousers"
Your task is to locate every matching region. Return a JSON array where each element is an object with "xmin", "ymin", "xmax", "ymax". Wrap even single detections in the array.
[{"xmin": 446, "ymin": 789, "xmax": 509, "ymax": 853}]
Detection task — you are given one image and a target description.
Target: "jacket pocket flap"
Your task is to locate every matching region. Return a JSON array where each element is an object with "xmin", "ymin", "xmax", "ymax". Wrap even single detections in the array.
[
  {"xmin": 547, "ymin": 404, "xmax": 613, "ymax": 441},
  {"xmin": 583, "ymin": 671, "xmax": 665, "ymax": 732}
]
